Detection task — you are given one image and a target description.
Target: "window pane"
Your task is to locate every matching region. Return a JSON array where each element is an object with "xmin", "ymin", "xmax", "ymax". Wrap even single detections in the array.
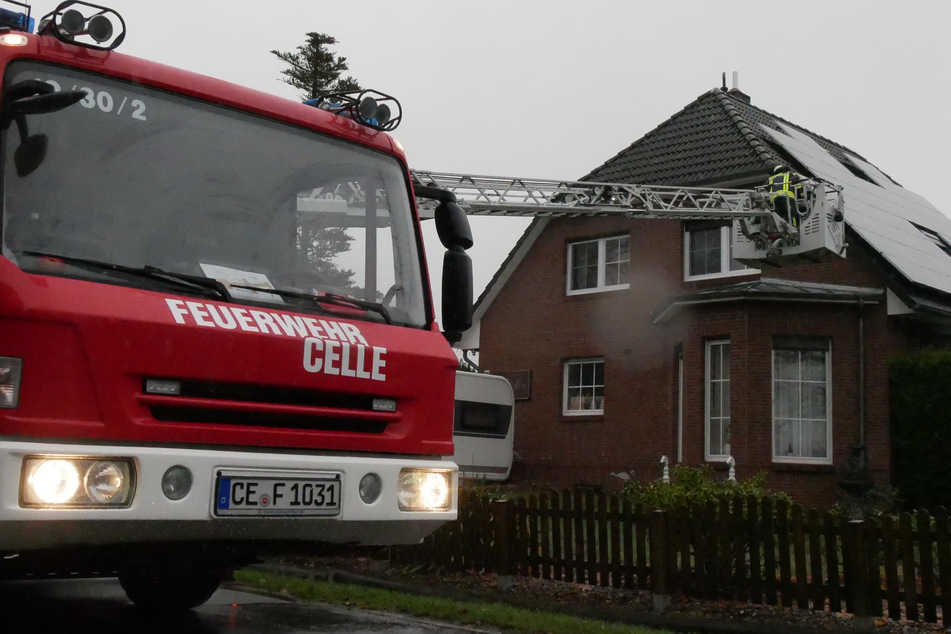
[
  {"xmin": 710, "ymin": 419, "xmax": 723, "ymax": 455},
  {"xmin": 774, "ymin": 382, "xmax": 799, "ymax": 419},
  {"xmin": 802, "ymin": 383, "xmax": 826, "ymax": 418},
  {"xmin": 605, "ymin": 259, "xmax": 629, "ymax": 286},
  {"xmin": 772, "ymin": 344, "xmax": 830, "ymax": 461},
  {"xmin": 774, "ymin": 419, "xmax": 799, "ymax": 456},
  {"xmin": 774, "ymin": 350, "xmax": 800, "ymax": 380},
  {"xmin": 706, "ymin": 340, "xmax": 731, "ymax": 457},
  {"xmin": 804, "ymin": 420, "xmax": 828, "ymax": 458},
  {"xmin": 605, "ymin": 238, "xmax": 620, "ymax": 262},
  {"xmin": 604, "ymin": 236, "xmax": 630, "ymax": 285},
  {"xmin": 581, "ymin": 363, "xmax": 593, "ymax": 385},
  {"xmin": 568, "ymin": 363, "xmax": 580, "ymax": 385},
  {"xmin": 570, "ymin": 242, "xmax": 599, "ymax": 290},
  {"xmin": 567, "ymin": 386, "xmax": 582, "ymax": 410},
  {"xmin": 802, "ymin": 351, "xmax": 827, "ymax": 381},
  {"xmin": 710, "ymin": 345, "xmax": 723, "ymax": 381},
  {"xmin": 688, "ymin": 228, "xmax": 721, "ymax": 276}
]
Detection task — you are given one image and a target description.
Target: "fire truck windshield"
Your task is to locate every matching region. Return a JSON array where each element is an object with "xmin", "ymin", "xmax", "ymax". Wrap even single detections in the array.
[{"xmin": 0, "ymin": 61, "xmax": 427, "ymax": 328}]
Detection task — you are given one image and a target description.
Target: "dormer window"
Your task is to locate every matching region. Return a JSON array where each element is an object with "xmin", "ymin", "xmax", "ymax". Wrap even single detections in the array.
[{"xmin": 566, "ymin": 235, "xmax": 629, "ymax": 295}]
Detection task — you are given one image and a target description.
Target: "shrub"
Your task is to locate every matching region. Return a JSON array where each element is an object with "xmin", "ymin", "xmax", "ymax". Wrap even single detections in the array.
[
  {"xmin": 890, "ymin": 350, "xmax": 951, "ymax": 510},
  {"xmin": 619, "ymin": 464, "xmax": 790, "ymax": 511},
  {"xmin": 832, "ymin": 484, "xmax": 902, "ymax": 520}
]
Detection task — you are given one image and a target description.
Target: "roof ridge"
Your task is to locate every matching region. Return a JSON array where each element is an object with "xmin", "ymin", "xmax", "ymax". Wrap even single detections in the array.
[{"xmin": 713, "ymin": 89, "xmax": 777, "ymax": 168}]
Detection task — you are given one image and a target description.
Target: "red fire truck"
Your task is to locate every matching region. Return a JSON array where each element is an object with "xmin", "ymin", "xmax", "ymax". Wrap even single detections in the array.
[{"xmin": 0, "ymin": 0, "xmax": 473, "ymax": 608}]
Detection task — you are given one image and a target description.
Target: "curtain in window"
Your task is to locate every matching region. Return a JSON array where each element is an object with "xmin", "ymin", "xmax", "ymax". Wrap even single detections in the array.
[{"xmin": 773, "ymin": 346, "xmax": 829, "ymax": 459}]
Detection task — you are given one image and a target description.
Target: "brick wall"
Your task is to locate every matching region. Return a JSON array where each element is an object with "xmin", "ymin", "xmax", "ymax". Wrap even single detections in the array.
[{"xmin": 478, "ymin": 218, "xmax": 918, "ymax": 510}]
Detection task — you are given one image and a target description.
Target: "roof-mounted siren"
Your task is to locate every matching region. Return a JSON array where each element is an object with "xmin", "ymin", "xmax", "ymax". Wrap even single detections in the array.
[
  {"xmin": 37, "ymin": 1, "xmax": 125, "ymax": 51},
  {"xmin": 732, "ymin": 179, "xmax": 847, "ymax": 267},
  {"xmin": 0, "ymin": 1, "xmax": 35, "ymax": 32},
  {"xmin": 304, "ymin": 89, "xmax": 402, "ymax": 132}
]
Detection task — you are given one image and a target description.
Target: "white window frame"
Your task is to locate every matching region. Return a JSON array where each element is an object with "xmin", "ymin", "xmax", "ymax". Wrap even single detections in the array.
[
  {"xmin": 771, "ymin": 340, "xmax": 832, "ymax": 465},
  {"xmin": 566, "ymin": 235, "xmax": 630, "ymax": 295},
  {"xmin": 563, "ymin": 357, "xmax": 605, "ymax": 416},
  {"xmin": 705, "ymin": 339, "xmax": 731, "ymax": 461},
  {"xmin": 683, "ymin": 225, "xmax": 756, "ymax": 281}
]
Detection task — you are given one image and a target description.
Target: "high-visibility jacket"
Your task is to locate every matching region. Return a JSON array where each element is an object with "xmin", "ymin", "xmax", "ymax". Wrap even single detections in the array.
[{"xmin": 769, "ymin": 172, "xmax": 800, "ymax": 200}]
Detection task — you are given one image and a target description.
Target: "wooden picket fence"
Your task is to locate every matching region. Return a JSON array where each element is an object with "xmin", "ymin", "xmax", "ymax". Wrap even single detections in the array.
[{"xmin": 392, "ymin": 488, "xmax": 951, "ymax": 626}]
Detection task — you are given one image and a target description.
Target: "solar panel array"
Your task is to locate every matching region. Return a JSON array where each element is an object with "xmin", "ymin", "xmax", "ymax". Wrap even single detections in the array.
[{"xmin": 763, "ymin": 123, "xmax": 951, "ymax": 296}]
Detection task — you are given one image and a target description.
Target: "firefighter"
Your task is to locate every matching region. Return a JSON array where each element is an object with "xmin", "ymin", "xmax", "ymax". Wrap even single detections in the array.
[{"xmin": 768, "ymin": 164, "xmax": 802, "ymax": 229}]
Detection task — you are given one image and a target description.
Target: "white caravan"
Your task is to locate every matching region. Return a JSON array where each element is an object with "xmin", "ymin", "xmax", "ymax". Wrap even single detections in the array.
[{"xmin": 452, "ymin": 372, "xmax": 515, "ymax": 481}]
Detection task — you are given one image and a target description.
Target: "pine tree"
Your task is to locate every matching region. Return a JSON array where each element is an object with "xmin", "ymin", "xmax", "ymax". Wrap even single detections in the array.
[{"xmin": 271, "ymin": 33, "xmax": 361, "ymax": 100}]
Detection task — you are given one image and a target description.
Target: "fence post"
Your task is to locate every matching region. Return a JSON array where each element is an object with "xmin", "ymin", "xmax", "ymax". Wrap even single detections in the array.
[
  {"xmin": 649, "ymin": 509, "xmax": 671, "ymax": 612},
  {"xmin": 845, "ymin": 519, "xmax": 874, "ymax": 632},
  {"xmin": 492, "ymin": 499, "xmax": 515, "ymax": 591}
]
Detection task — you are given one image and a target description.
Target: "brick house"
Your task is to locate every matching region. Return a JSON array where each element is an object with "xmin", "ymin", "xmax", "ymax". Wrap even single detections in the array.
[{"xmin": 458, "ymin": 85, "xmax": 951, "ymax": 509}]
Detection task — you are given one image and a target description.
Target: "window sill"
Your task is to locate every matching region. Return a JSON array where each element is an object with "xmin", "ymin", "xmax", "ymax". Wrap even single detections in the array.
[
  {"xmin": 771, "ymin": 462, "xmax": 834, "ymax": 473},
  {"xmin": 561, "ymin": 414, "xmax": 604, "ymax": 422},
  {"xmin": 684, "ymin": 269, "xmax": 758, "ymax": 283},
  {"xmin": 566, "ymin": 284, "xmax": 629, "ymax": 297}
]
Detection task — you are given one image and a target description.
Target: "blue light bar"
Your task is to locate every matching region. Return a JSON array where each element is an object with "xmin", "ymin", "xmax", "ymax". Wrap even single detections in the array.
[{"xmin": 0, "ymin": 7, "xmax": 33, "ymax": 32}]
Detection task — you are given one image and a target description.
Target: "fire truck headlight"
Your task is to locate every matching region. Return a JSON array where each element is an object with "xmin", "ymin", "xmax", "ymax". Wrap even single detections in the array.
[
  {"xmin": 84, "ymin": 461, "xmax": 124, "ymax": 503},
  {"xmin": 28, "ymin": 459, "xmax": 79, "ymax": 504},
  {"xmin": 21, "ymin": 457, "xmax": 134, "ymax": 507},
  {"xmin": 397, "ymin": 469, "xmax": 452, "ymax": 512},
  {"xmin": 0, "ymin": 357, "xmax": 23, "ymax": 408}
]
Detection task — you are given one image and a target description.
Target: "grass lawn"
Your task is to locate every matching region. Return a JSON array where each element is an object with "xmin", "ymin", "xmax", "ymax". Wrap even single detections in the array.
[{"xmin": 233, "ymin": 569, "xmax": 691, "ymax": 634}]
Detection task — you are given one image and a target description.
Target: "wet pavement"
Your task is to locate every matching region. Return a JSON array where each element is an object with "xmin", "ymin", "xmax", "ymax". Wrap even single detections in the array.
[{"xmin": 0, "ymin": 577, "xmax": 497, "ymax": 634}]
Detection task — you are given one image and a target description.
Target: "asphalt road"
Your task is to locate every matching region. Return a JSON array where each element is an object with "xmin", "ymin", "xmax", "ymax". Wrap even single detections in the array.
[{"xmin": 0, "ymin": 577, "xmax": 497, "ymax": 634}]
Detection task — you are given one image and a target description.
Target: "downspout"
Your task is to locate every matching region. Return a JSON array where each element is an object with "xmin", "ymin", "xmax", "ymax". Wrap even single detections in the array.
[
  {"xmin": 677, "ymin": 347, "xmax": 683, "ymax": 463},
  {"xmin": 856, "ymin": 299, "xmax": 867, "ymax": 472},
  {"xmin": 859, "ymin": 300, "xmax": 865, "ymax": 447}
]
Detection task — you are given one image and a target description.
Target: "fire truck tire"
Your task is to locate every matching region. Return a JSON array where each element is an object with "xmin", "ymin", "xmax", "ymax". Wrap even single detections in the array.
[{"xmin": 118, "ymin": 560, "xmax": 222, "ymax": 610}]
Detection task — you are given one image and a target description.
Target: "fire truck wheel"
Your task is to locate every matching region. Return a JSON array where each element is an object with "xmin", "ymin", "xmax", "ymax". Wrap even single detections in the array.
[{"xmin": 118, "ymin": 560, "xmax": 222, "ymax": 610}]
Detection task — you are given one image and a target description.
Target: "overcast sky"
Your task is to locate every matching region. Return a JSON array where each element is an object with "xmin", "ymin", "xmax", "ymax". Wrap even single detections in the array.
[{"xmin": 62, "ymin": 0, "xmax": 951, "ymax": 313}]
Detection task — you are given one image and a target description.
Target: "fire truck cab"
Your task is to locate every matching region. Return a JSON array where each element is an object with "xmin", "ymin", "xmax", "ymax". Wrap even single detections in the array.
[{"xmin": 0, "ymin": 1, "xmax": 472, "ymax": 608}]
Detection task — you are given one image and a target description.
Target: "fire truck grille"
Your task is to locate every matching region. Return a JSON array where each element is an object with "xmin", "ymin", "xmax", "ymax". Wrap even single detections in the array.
[
  {"xmin": 149, "ymin": 405, "xmax": 387, "ymax": 434},
  {"xmin": 172, "ymin": 380, "xmax": 376, "ymax": 409},
  {"xmin": 143, "ymin": 379, "xmax": 390, "ymax": 433}
]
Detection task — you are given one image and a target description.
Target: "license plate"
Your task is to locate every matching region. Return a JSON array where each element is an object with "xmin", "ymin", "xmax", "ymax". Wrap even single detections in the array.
[{"xmin": 214, "ymin": 472, "xmax": 341, "ymax": 517}]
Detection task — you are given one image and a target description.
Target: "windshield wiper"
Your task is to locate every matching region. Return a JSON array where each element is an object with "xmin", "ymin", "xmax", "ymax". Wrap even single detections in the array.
[
  {"xmin": 230, "ymin": 284, "xmax": 392, "ymax": 325},
  {"xmin": 21, "ymin": 251, "xmax": 233, "ymax": 302}
]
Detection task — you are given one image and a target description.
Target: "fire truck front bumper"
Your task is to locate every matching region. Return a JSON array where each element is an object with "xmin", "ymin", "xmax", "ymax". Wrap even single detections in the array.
[{"xmin": 0, "ymin": 440, "xmax": 458, "ymax": 551}]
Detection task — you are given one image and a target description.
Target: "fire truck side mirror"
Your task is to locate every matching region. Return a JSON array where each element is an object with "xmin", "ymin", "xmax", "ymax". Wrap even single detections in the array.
[
  {"xmin": 2, "ymin": 82, "xmax": 86, "ymax": 177},
  {"xmin": 441, "ymin": 246, "xmax": 472, "ymax": 344},
  {"xmin": 13, "ymin": 131, "xmax": 46, "ymax": 177},
  {"xmin": 434, "ymin": 200, "xmax": 473, "ymax": 251}
]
